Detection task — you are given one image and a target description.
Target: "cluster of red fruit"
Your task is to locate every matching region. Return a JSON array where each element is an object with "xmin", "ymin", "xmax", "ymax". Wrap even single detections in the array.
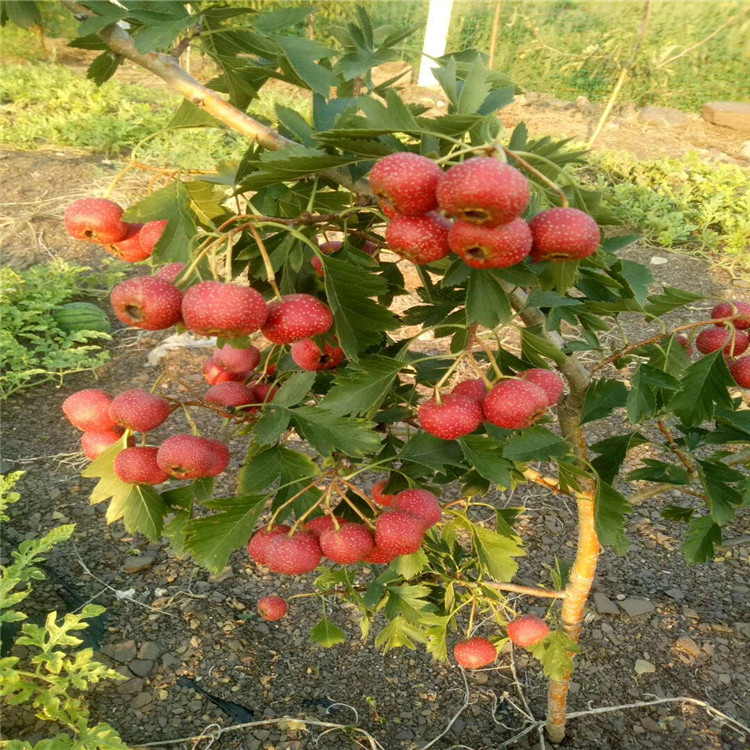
[
  {"xmin": 418, "ymin": 368, "xmax": 565, "ymax": 441},
  {"xmin": 453, "ymin": 614, "xmax": 550, "ymax": 669},
  {"xmin": 64, "ymin": 197, "xmax": 167, "ymax": 263},
  {"xmin": 681, "ymin": 300, "xmax": 750, "ymax": 388},
  {"xmin": 370, "ymin": 153, "xmax": 601, "ymax": 268},
  {"xmin": 248, "ymin": 487, "xmax": 441, "ymax": 577},
  {"xmin": 62, "ymin": 387, "xmax": 229, "ymax": 481}
]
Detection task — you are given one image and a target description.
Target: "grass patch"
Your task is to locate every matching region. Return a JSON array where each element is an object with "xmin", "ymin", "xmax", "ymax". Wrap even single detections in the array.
[{"xmin": 587, "ymin": 150, "xmax": 750, "ymax": 272}]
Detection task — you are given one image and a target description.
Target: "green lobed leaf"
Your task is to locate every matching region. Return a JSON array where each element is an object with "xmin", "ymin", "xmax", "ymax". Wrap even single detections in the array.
[
  {"xmin": 273, "ymin": 371, "xmax": 316, "ymax": 407},
  {"xmin": 528, "ymin": 631, "xmax": 578, "ymax": 681},
  {"xmin": 503, "ymin": 427, "xmax": 569, "ymax": 463},
  {"xmin": 320, "ymin": 356, "xmax": 404, "ymax": 416},
  {"xmin": 520, "ymin": 328, "xmax": 568, "ymax": 368},
  {"xmin": 644, "ymin": 287, "xmax": 704, "ymax": 316},
  {"xmin": 582, "ymin": 378, "xmax": 628, "ymax": 424},
  {"xmin": 309, "ymin": 617, "xmax": 346, "ymax": 648},
  {"xmin": 681, "ymin": 515, "xmax": 722, "ymax": 564},
  {"xmin": 697, "ymin": 459, "xmax": 745, "ymax": 526},
  {"xmin": 399, "ymin": 431, "xmax": 465, "ymax": 470},
  {"xmin": 670, "ymin": 351, "xmax": 734, "ymax": 428},
  {"xmin": 595, "ymin": 481, "xmax": 631, "ymax": 551},
  {"xmin": 590, "ymin": 432, "xmax": 648, "ymax": 484},
  {"xmin": 459, "ymin": 435, "xmax": 513, "ymax": 488},
  {"xmin": 470, "ymin": 521, "xmax": 524, "ymax": 582},
  {"xmin": 374, "ymin": 616, "xmax": 427, "ymax": 653},
  {"xmin": 466, "ymin": 270, "xmax": 512, "ymax": 328},
  {"xmin": 290, "ymin": 406, "xmax": 381, "ymax": 457}
]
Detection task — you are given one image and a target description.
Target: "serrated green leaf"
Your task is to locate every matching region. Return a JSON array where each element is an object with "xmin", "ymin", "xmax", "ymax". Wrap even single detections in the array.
[
  {"xmin": 184, "ymin": 495, "xmax": 266, "ymax": 573},
  {"xmin": 309, "ymin": 616, "xmax": 346, "ymax": 648},
  {"xmin": 253, "ymin": 405, "xmax": 292, "ymax": 445},
  {"xmin": 661, "ymin": 505, "xmax": 694, "ymax": 522},
  {"xmin": 274, "ymin": 371, "xmax": 316, "ymax": 407},
  {"xmin": 375, "ymin": 616, "xmax": 427, "ymax": 653},
  {"xmin": 528, "ymin": 631, "xmax": 578, "ymax": 681},
  {"xmin": 459, "ymin": 435, "xmax": 513, "ymax": 488},
  {"xmin": 582, "ymin": 378, "xmax": 628, "ymax": 423},
  {"xmin": 320, "ymin": 356, "xmax": 403, "ymax": 416},
  {"xmin": 466, "ymin": 270, "xmax": 512, "ymax": 328},
  {"xmin": 595, "ymin": 481, "xmax": 630, "ymax": 550},
  {"xmin": 399, "ymin": 431, "xmax": 465, "ymax": 470},
  {"xmin": 670, "ymin": 351, "xmax": 734, "ymax": 428},
  {"xmin": 521, "ymin": 328, "xmax": 568, "ymax": 367},
  {"xmin": 471, "ymin": 521, "xmax": 524, "ymax": 582},
  {"xmin": 681, "ymin": 515, "xmax": 722, "ymax": 564},
  {"xmin": 697, "ymin": 459, "xmax": 745, "ymax": 525},
  {"xmin": 276, "ymin": 35, "xmax": 336, "ymax": 97},
  {"xmin": 503, "ymin": 427, "xmax": 569, "ymax": 463},
  {"xmin": 168, "ymin": 99, "xmax": 223, "ymax": 129},
  {"xmin": 626, "ymin": 459, "xmax": 690, "ymax": 485},
  {"xmin": 590, "ymin": 432, "xmax": 647, "ymax": 484},
  {"xmin": 644, "ymin": 286, "xmax": 704, "ymax": 316},
  {"xmin": 119, "ymin": 485, "xmax": 166, "ymax": 542},
  {"xmin": 86, "ymin": 51, "xmax": 122, "ymax": 86},
  {"xmin": 291, "ymin": 406, "xmax": 381, "ymax": 457},
  {"xmin": 391, "ymin": 549, "xmax": 428, "ymax": 580}
]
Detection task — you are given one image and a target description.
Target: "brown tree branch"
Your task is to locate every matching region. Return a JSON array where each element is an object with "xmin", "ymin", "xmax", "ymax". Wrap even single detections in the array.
[{"xmin": 58, "ymin": 0, "xmax": 371, "ymax": 195}]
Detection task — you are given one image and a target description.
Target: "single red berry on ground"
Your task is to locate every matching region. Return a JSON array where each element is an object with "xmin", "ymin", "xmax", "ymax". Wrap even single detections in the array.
[
  {"xmin": 507, "ymin": 614, "xmax": 550, "ymax": 648},
  {"xmin": 453, "ymin": 637, "xmax": 497, "ymax": 669},
  {"xmin": 258, "ymin": 595, "xmax": 287, "ymax": 621}
]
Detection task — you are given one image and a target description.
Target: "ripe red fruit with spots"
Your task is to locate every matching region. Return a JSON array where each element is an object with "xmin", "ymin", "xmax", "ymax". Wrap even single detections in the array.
[
  {"xmin": 370, "ymin": 152, "xmax": 442, "ymax": 217},
  {"xmin": 483, "ymin": 379, "xmax": 549, "ymax": 430},
  {"xmin": 385, "ymin": 212, "xmax": 452, "ymax": 265},
  {"xmin": 111, "ymin": 276, "xmax": 183, "ymax": 331},
  {"xmin": 247, "ymin": 525, "xmax": 291, "ymax": 565},
  {"xmin": 448, "ymin": 218, "xmax": 532, "ymax": 269},
  {"xmin": 63, "ymin": 389, "xmax": 115, "ymax": 432},
  {"xmin": 418, "ymin": 393, "xmax": 483, "ymax": 440},
  {"xmin": 182, "ymin": 281, "xmax": 268, "ymax": 339},
  {"xmin": 203, "ymin": 358, "xmax": 247, "ymax": 386},
  {"xmin": 529, "ymin": 207, "xmax": 601, "ymax": 262},
  {"xmin": 106, "ymin": 223, "xmax": 150, "ymax": 263},
  {"xmin": 729, "ymin": 356, "xmax": 750, "ymax": 388},
  {"xmin": 206, "ymin": 440, "xmax": 231, "ymax": 476},
  {"xmin": 375, "ymin": 511, "xmax": 426, "ymax": 557},
  {"xmin": 437, "ymin": 157, "xmax": 530, "ymax": 227},
  {"xmin": 393, "ymin": 489, "xmax": 442, "ymax": 528},
  {"xmin": 114, "ymin": 446, "xmax": 170, "ymax": 485},
  {"xmin": 266, "ymin": 531, "xmax": 322, "ymax": 575},
  {"xmin": 372, "ymin": 480, "xmax": 396, "ymax": 507},
  {"xmin": 452, "ymin": 378, "xmax": 487, "ymax": 402},
  {"xmin": 711, "ymin": 300, "xmax": 750, "ymax": 330},
  {"xmin": 305, "ymin": 516, "xmax": 344, "ymax": 539},
  {"xmin": 109, "ymin": 389, "xmax": 171, "ymax": 433},
  {"xmin": 507, "ymin": 614, "xmax": 550, "ymax": 648},
  {"xmin": 81, "ymin": 429, "xmax": 131, "ymax": 461},
  {"xmin": 155, "ymin": 263, "xmax": 185, "ymax": 283},
  {"xmin": 156, "ymin": 434, "xmax": 216, "ymax": 480},
  {"xmin": 695, "ymin": 326, "xmax": 749, "ymax": 356},
  {"xmin": 205, "ymin": 382, "xmax": 257, "ymax": 411},
  {"xmin": 363, "ymin": 544, "xmax": 398, "ymax": 564},
  {"xmin": 261, "ymin": 294, "xmax": 333, "ymax": 344},
  {"xmin": 250, "ymin": 383, "xmax": 278, "ymax": 405},
  {"xmin": 64, "ymin": 198, "xmax": 128, "ymax": 244},
  {"xmin": 214, "ymin": 344, "xmax": 261, "ymax": 375},
  {"xmin": 291, "ymin": 339, "xmax": 344, "ymax": 371},
  {"xmin": 319, "ymin": 523, "xmax": 375, "ymax": 564},
  {"xmin": 139, "ymin": 220, "xmax": 168, "ymax": 255},
  {"xmin": 453, "ymin": 637, "xmax": 497, "ymax": 669},
  {"xmin": 520, "ymin": 369, "xmax": 565, "ymax": 407},
  {"xmin": 258, "ymin": 595, "xmax": 287, "ymax": 621},
  {"xmin": 313, "ymin": 239, "xmax": 343, "ymax": 275}
]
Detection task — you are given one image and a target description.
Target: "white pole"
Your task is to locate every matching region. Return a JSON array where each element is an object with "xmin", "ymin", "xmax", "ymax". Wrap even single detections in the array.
[{"xmin": 418, "ymin": 0, "xmax": 454, "ymax": 87}]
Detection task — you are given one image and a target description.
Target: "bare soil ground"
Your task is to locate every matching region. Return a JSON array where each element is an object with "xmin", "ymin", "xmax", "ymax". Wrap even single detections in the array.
[{"xmin": 1, "ymin": 66, "xmax": 749, "ymax": 750}]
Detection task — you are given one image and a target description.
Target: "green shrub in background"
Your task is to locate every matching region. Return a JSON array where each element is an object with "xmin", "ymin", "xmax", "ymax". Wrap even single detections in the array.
[
  {"xmin": 587, "ymin": 151, "xmax": 750, "ymax": 271},
  {"xmin": 0, "ymin": 259, "xmax": 124, "ymax": 399},
  {"xmin": 0, "ymin": 472, "xmax": 127, "ymax": 750}
]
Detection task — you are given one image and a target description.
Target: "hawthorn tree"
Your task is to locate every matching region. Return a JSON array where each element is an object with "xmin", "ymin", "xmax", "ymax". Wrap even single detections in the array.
[{"xmin": 13, "ymin": 1, "xmax": 750, "ymax": 743}]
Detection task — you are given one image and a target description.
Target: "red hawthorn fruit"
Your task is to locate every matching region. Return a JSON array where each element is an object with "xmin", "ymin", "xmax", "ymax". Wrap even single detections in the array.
[
  {"xmin": 528, "ymin": 207, "xmax": 601, "ymax": 262},
  {"xmin": 258, "ymin": 595, "xmax": 287, "ymax": 621},
  {"xmin": 729, "ymin": 356, "xmax": 750, "ymax": 388},
  {"xmin": 214, "ymin": 344, "xmax": 261, "ymax": 375},
  {"xmin": 372, "ymin": 480, "xmax": 396, "ymax": 507},
  {"xmin": 139, "ymin": 220, "xmax": 169, "ymax": 255},
  {"xmin": 205, "ymin": 382, "xmax": 257, "ymax": 411},
  {"xmin": 437, "ymin": 157, "xmax": 530, "ymax": 227},
  {"xmin": 375, "ymin": 511, "xmax": 426, "ymax": 557},
  {"xmin": 106, "ymin": 223, "xmax": 149, "ymax": 263},
  {"xmin": 418, "ymin": 393, "xmax": 483, "ymax": 440},
  {"xmin": 182, "ymin": 281, "xmax": 268, "ymax": 338},
  {"xmin": 448, "ymin": 218, "xmax": 532, "ymax": 269},
  {"xmin": 156, "ymin": 434, "xmax": 216, "ymax": 480},
  {"xmin": 63, "ymin": 389, "xmax": 115, "ymax": 432},
  {"xmin": 266, "ymin": 531, "xmax": 322, "ymax": 575},
  {"xmin": 261, "ymin": 294, "xmax": 334, "ymax": 344},
  {"xmin": 385, "ymin": 212, "xmax": 452, "ymax": 265},
  {"xmin": 676, "ymin": 333, "xmax": 690, "ymax": 348},
  {"xmin": 155, "ymin": 263, "xmax": 186, "ymax": 283},
  {"xmin": 109, "ymin": 389, "xmax": 171, "ymax": 433},
  {"xmin": 506, "ymin": 614, "xmax": 550, "ymax": 648},
  {"xmin": 313, "ymin": 239, "xmax": 343, "ymax": 275},
  {"xmin": 114, "ymin": 446, "xmax": 170, "ymax": 485},
  {"xmin": 250, "ymin": 383, "xmax": 278, "ymax": 405},
  {"xmin": 248, "ymin": 525, "xmax": 291, "ymax": 565},
  {"xmin": 392, "ymin": 489, "xmax": 442, "ymax": 528},
  {"xmin": 81, "ymin": 428, "xmax": 130, "ymax": 461},
  {"xmin": 304, "ymin": 516, "xmax": 343, "ymax": 539},
  {"xmin": 453, "ymin": 637, "xmax": 497, "ymax": 669},
  {"xmin": 711, "ymin": 300, "xmax": 750, "ymax": 330},
  {"xmin": 369, "ymin": 152, "xmax": 442, "ymax": 216},
  {"xmin": 64, "ymin": 198, "xmax": 128, "ymax": 244},
  {"xmin": 483, "ymin": 379, "xmax": 549, "ymax": 430},
  {"xmin": 203, "ymin": 358, "xmax": 246, "ymax": 386},
  {"xmin": 520, "ymin": 369, "xmax": 565, "ymax": 407},
  {"xmin": 319, "ymin": 523, "xmax": 375, "ymax": 564},
  {"xmin": 111, "ymin": 276, "xmax": 183, "ymax": 331},
  {"xmin": 695, "ymin": 326, "xmax": 749, "ymax": 356},
  {"xmin": 291, "ymin": 339, "xmax": 344, "ymax": 371},
  {"xmin": 206, "ymin": 440, "xmax": 231, "ymax": 477},
  {"xmin": 363, "ymin": 544, "xmax": 398, "ymax": 564},
  {"xmin": 452, "ymin": 378, "xmax": 487, "ymax": 402}
]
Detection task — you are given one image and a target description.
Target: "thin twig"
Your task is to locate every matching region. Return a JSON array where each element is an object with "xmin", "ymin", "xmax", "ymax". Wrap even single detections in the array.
[{"xmin": 420, "ymin": 669, "xmax": 474, "ymax": 750}]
